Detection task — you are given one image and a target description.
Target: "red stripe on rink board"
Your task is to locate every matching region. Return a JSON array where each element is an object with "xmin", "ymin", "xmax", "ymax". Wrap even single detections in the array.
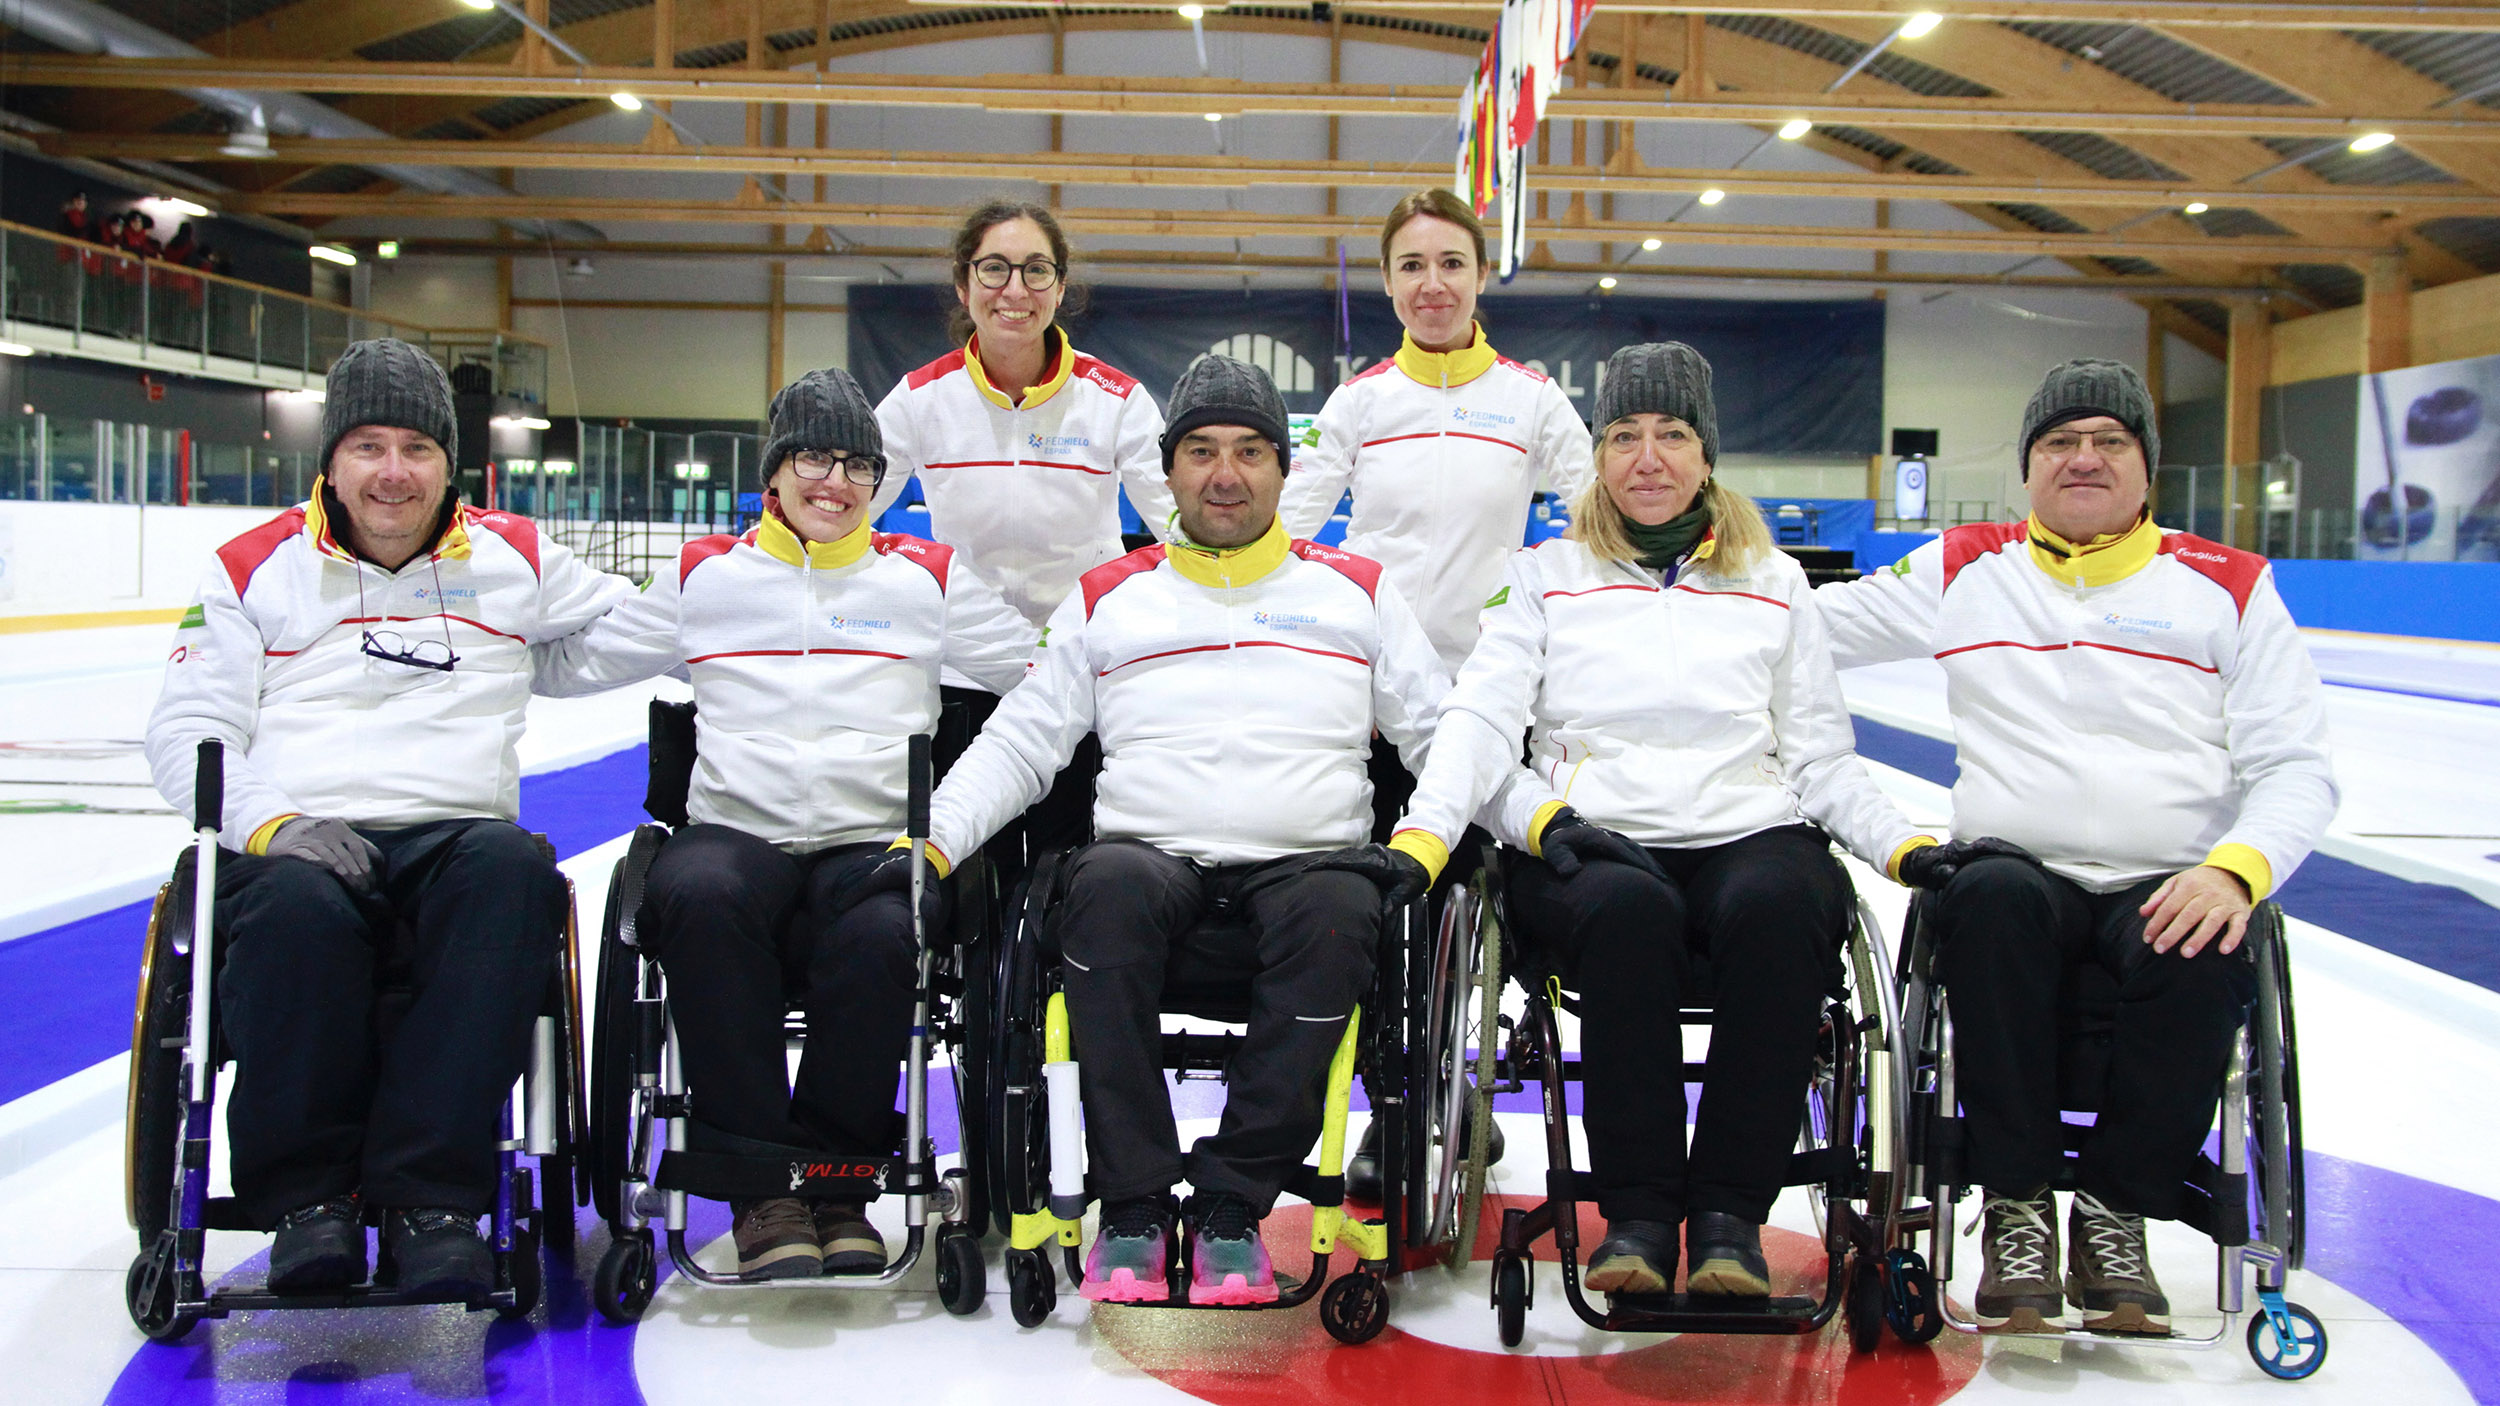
[
  {"xmin": 685, "ymin": 646, "xmax": 913, "ymax": 663},
  {"xmin": 1099, "ymin": 638, "xmax": 1369, "ymax": 677},
  {"xmin": 1670, "ymin": 584, "xmax": 1790, "ymax": 610},
  {"xmin": 1358, "ymin": 431, "xmax": 1528, "ymax": 454},
  {"xmin": 1935, "ymin": 638, "xmax": 2218, "ymax": 673},
  {"xmin": 921, "ymin": 458, "xmax": 1112, "ymax": 475}
]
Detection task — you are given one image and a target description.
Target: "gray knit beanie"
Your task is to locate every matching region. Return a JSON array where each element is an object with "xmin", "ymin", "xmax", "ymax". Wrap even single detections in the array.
[
  {"xmin": 1159, "ymin": 353, "xmax": 1291, "ymax": 474},
  {"xmin": 1592, "ymin": 342, "xmax": 1718, "ymax": 466},
  {"xmin": 2019, "ymin": 358, "xmax": 2159, "ymax": 480},
  {"xmin": 761, "ymin": 367, "xmax": 881, "ymax": 481},
  {"xmin": 320, "ymin": 338, "xmax": 456, "ymax": 470}
]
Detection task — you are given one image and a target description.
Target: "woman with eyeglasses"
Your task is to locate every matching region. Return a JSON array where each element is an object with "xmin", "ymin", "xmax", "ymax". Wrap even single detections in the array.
[
  {"xmin": 534, "ymin": 368, "xmax": 1034, "ymax": 1279},
  {"xmin": 869, "ymin": 200, "xmax": 1173, "ymax": 857}
]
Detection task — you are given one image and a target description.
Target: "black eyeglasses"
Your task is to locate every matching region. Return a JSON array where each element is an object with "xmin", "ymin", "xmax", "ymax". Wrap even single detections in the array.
[
  {"xmin": 968, "ymin": 256, "xmax": 1061, "ymax": 291},
  {"xmin": 789, "ymin": 450, "xmax": 887, "ymax": 487},
  {"xmin": 361, "ymin": 630, "xmax": 458, "ymax": 672}
]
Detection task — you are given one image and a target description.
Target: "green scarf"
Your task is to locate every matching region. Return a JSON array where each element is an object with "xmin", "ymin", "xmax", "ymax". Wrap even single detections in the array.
[{"xmin": 1623, "ymin": 500, "xmax": 1713, "ymax": 571}]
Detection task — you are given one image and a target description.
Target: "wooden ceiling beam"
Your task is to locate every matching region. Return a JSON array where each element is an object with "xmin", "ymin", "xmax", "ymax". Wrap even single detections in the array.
[{"xmin": 1248, "ymin": 0, "xmax": 2500, "ymax": 29}]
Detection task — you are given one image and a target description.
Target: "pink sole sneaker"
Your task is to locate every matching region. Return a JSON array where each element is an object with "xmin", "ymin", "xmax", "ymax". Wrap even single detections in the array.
[
  {"xmin": 1188, "ymin": 1274, "xmax": 1281, "ymax": 1306},
  {"xmin": 1080, "ymin": 1268, "xmax": 1170, "ymax": 1303}
]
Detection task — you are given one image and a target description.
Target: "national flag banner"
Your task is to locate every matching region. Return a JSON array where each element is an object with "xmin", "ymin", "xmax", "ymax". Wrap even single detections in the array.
[{"xmin": 1453, "ymin": 0, "xmax": 1593, "ymax": 281}]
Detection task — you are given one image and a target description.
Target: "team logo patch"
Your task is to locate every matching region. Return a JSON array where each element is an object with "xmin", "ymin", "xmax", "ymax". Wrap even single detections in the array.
[
  {"xmin": 1449, "ymin": 406, "xmax": 1519, "ymax": 431},
  {"xmin": 2102, "ymin": 611, "xmax": 2175, "ymax": 637},
  {"xmin": 829, "ymin": 614, "xmax": 892, "ymax": 631},
  {"xmin": 1888, "ymin": 558, "xmax": 1914, "ymax": 577},
  {"xmin": 1027, "ymin": 432, "xmax": 1092, "ymax": 452},
  {"xmin": 177, "ymin": 604, "xmax": 205, "ymax": 629},
  {"xmin": 1483, "ymin": 586, "xmax": 1509, "ymax": 608},
  {"xmin": 1253, "ymin": 611, "xmax": 1319, "ymax": 631},
  {"xmin": 412, "ymin": 586, "xmax": 477, "ymax": 601}
]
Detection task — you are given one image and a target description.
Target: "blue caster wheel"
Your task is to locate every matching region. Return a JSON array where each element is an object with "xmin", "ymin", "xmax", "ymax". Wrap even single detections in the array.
[{"xmin": 2247, "ymin": 1299, "xmax": 2328, "ymax": 1380}]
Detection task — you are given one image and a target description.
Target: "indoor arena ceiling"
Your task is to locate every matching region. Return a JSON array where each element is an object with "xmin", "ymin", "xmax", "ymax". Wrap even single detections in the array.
[{"xmin": 7, "ymin": 0, "xmax": 2500, "ymax": 348}]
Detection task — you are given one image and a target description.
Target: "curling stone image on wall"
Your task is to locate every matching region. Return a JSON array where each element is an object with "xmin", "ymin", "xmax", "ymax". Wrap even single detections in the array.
[{"xmin": 2358, "ymin": 350, "xmax": 2500, "ymax": 562}]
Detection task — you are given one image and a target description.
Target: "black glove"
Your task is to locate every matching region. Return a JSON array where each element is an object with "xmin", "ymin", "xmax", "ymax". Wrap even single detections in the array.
[
  {"xmin": 853, "ymin": 844, "xmax": 947, "ymax": 927},
  {"xmin": 1309, "ymin": 843, "xmax": 1432, "ymax": 907},
  {"xmin": 1538, "ymin": 808, "xmax": 1667, "ymax": 881},
  {"xmin": 265, "ymin": 816, "xmax": 383, "ymax": 891},
  {"xmin": 1895, "ymin": 836, "xmax": 2039, "ymax": 891}
]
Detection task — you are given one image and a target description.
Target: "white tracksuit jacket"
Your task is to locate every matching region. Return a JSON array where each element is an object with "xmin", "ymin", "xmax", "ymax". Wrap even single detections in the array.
[
  {"xmin": 1814, "ymin": 518, "xmax": 2337, "ymax": 897},
  {"xmin": 145, "ymin": 488, "xmax": 627, "ymax": 851},
  {"xmin": 1399, "ymin": 534, "xmax": 1923, "ymax": 870},
  {"xmin": 870, "ymin": 330, "xmax": 1175, "ymax": 628},
  {"xmin": 1278, "ymin": 326, "xmax": 1593, "ymax": 672},
  {"xmin": 927, "ymin": 521, "xmax": 1453, "ymax": 868},
  {"xmin": 532, "ymin": 511, "xmax": 1035, "ymax": 853}
]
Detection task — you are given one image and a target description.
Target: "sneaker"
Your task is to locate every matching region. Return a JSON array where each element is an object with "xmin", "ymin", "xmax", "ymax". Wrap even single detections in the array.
[
  {"xmin": 2067, "ymin": 1191, "xmax": 2171, "ymax": 1335},
  {"xmin": 1081, "ymin": 1196, "xmax": 1174, "ymax": 1303},
  {"xmin": 1584, "ymin": 1218, "xmax": 1676, "ymax": 1296},
  {"xmin": 1974, "ymin": 1189, "xmax": 2063, "ymax": 1333},
  {"xmin": 268, "ymin": 1196, "xmax": 365, "ymax": 1293},
  {"xmin": 813, "ymin": 1200, "xmax": 887, "ymax": 1275},
  {"xmin": 1184, "ymin": 1192, "xmax": 1278, "ymax": 1305},
  {"xmin": 730, "ymin": 1197, "xmax": 823, "ymax": 1279},
  {"xmin": 383, "ymin": 1207, "xmax": 493, "ymax": 1301},
  {"xmin": 1684, "ymin": 1211, "xmax": 1771, "ymax": 1298}
]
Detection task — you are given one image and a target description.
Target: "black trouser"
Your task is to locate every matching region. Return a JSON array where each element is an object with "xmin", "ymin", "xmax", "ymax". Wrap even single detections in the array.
[
  {"xmin": 1057, "ymin": 840, "xmax": 1381, "ymax": 1214},
  {"xmin": 638, "ymin": 826, "xmax": 931, "ymax": 1183},
  {"xmin": 1934, "ymin": 856, "xmax": 2256, "ymax": 1219},
  {"xmin": 1506, "ymin": 824, "xmax": 1848, "ymax": 1226},
  {"xmin": 214, "ymin": 818, "xmax": 565, "ymax": 1228}
]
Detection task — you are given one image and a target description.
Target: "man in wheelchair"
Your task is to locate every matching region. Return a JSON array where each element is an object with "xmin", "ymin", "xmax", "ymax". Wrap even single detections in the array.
[
  {"xmin": 922, "ymin": 353, "xmax": 1451, "ymax": 1305},
  {"xmin": 1818, "ymin": 358, "xmax": 2336, "ymax": 1335},
  {"xmin": 533, "ymin": 366, "xmax": 1034, "ymax": 1279},
  {"xmin": 143, "ymin": 338, "xmax": 626, "ymax": 1299}
]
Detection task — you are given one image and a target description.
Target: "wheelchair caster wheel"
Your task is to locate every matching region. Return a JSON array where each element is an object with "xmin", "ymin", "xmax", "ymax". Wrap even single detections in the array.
[
  {"xmin": 936, "ymin": 1230, "xmax": 986, "ymax": 1317},
  {"xmin": 593, "ymin": 1232, "xmax": 657, "ymax": 1325},
  {"xmin": 500, "ymin": 1225, "xmax": 542, "ymax": 1320},
  {"xmin": 2248, "ymin": 1300, "xmax": 2328, "ymax": 1380},
  {"xmin": 1491, "ymin": 1254, "xmax": 1528, "ymax": 1348},
  {"xmin": 1883, "ymin": 1248, "xmax": 1942, "ymax": 1345},
  {"xmin": 1320, "ymin": 1272, "xmax": 1391, "ymax": 1345},
  {"xmin": 1006, "ymin": 1248, "xmax": 1055, "ymax": 1328},
  {"xmin": 125, "ymin": 1250, "xmax": 199, "ymax": 1344},
  {"xmin": 1844, "ymin": 1253, "xmax": 1883, "ymax": 1354}
]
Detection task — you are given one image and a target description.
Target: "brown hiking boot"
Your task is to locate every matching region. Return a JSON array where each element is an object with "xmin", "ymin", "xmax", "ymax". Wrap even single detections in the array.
[
  {"xmin": 1974, "ymin": 1190, "xmax": 2063, "ymax": 1333},
  {"xmin": 731, "ymin": 1197, "xmax": 823, "ymax": 1279},
  {"xmin": 2067, "ymin": 1191, "xmax": 2171, "ymax": 1335},
  {"xmin": 813, "ymin": 1200, "xmax": 887, "ymax": 1275}
]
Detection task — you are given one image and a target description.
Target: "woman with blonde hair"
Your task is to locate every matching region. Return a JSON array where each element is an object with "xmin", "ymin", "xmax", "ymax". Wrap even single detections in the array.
[{"xmin": 1376, "ymin": 341, "xmax": 1931, "ymax": 1300}]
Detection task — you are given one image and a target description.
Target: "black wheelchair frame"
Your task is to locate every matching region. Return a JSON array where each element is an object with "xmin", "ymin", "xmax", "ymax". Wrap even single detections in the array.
[
  {"xmin": 586, "ymin": 702, "xmax": 992, "ymax": 1322},
  {"xmin": 1466, "ymin": 845, "xmax": 1910, "ymax": 1350},
  {"xmin": 1882, "ymin": 888, "xmax": 2325, "ymax": 1379},
  {"xmin": 123, "ymin": 740, "xmax": 588, "ymax": 1342}
]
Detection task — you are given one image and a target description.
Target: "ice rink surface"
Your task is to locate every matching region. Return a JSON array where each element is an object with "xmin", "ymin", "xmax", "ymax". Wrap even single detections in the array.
[{"xmin": 2, "ymin": 618, "xmax": 2495, "ymax": 1405}]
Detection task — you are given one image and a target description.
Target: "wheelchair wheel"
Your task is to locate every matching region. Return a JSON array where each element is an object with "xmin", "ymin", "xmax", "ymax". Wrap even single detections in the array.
[
  {"xmin": 1845, "ymin": 1252, "xmax": 1884, "ymax": 1354},
  {"xmin": 1491, "ymin": 1252, "xmax": 1528, "ymax": 1347},
  {"xmin": 2251, "ymin": 908, "xmax": 2306, "ymax": 1270},
  {"xmin": 2247, "ymin": 1300, "xmax": 2328, "ymax": 1380},
  {"xmin": 1321, "ymin": 1272, "xmax": 1391, "ymax": 1345},
  {"xmin": 936, "ymin": 1227, "xmax": 986, "ymax": 1317},
  {"xmin": 124, "ymin": 1246, "xmax": 199, "ymax": 1344},
  {"xmin": 590, "ymin": 827, "xmax": 666, "ymax": 1230},
  {"xmin": 1421, "ymin": 880, "xmax": 1503, "ymax": 1268},
  {"xmin": 1006, "ymin": 1246, "xmax": 1055, "ymax": 1328},
  {"xmin": 593, "ymin": 1230, "xmax": 657, "ymax": 1324},
  {"xmin": 988, "ymin": 861, "xmax": 1061, "ymax": 1240},
  {"xmin": 1883, "ymin": 1247, "xmax": 1943, "ymax": 1344},
  {"xmin": 126, "ymin": 858, "xmax": 193, "ymax": 1247},
  {"xmin": 945, "ymin": 856, "xmax": 995, "ymax": 1240}
]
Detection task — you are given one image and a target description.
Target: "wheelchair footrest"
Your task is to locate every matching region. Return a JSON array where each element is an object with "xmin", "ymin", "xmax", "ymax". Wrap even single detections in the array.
[
  {"xmin": 656, "ymin": 1150, "xmax": 905, "ymax": 1200},
  {"xmin": 1601, "ymin": 1292, "xmax": 1824, "ymax": 1335}
]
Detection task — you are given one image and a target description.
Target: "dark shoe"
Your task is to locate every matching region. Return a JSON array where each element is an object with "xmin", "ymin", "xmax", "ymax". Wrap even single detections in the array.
[
  {"xmin": 1347, "ymin": 1110, "xmax": 1506, "ymax": 1205},
  {"xmin": 1684, "ymin": 1211, "xmax": 1770, "ymax": 1297},
  {"xmin": 812, "ymin": 1200, "xmax": 887, "ymax": 1275},
  {"xmin": 1183, "ymin": 1192, "xmax": 1277, "ymax": 1305},
  {"xmin": 1584, "ymin": 1218, "xmax": 1676, "ymax": 1296},
  {"xmin": 1974, "ymin": 1189, "xmax": 2063, "ymax": 1333},
  {"xmin": 383, "ymin": 1207, "xmax": 493, "ymax": 1300},
  {"xmin": 268, "ymin": 1196, "xmax": 365, "ymax": 1294},
  {"xmin": 731, "ymin": 1198, "xmax": 823, "ymax": 1279},
  {"xmin": 2067, "ymin": 1192, "xmax": 2171, "ymax": 1335}
]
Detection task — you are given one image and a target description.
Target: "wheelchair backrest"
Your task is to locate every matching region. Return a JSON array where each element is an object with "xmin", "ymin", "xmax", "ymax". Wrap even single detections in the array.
[{"xmin": 645, "ymin": 699, "xmax": 699, "ymax": 827}]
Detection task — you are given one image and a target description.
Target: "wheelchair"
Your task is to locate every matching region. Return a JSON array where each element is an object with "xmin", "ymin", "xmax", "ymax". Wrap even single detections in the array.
[
  {"xmin": 983, "ymin": 844, "xmax": 1430, "ymax": 1345},
  {"xmin": 1880, "ymin": 888, "xmax": 2324, "ymax": 1379},
  {"xmin": 1446, "ymin": 844, "xmax": 1909, "ymax": 1350},
  {"xmin": 123, "ymin": 740, "xmax": 588, "ymax": 1342},
  {"xmin": 586, "ymin": 702, "xmax": 993, "ymax": 1322}
]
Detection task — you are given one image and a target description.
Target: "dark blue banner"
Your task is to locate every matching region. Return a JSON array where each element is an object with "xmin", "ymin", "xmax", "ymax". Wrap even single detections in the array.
[{"xmin": 847, "ymin": 285, "xmax": 1882, "ymax": 459}]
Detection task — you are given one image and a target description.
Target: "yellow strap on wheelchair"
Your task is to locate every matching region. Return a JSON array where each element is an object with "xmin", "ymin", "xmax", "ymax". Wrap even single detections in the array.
[
  {"xmin": 1309, "ymin": 1006, "xmax": 1363, "ymax": 1254},
  {"xmin": 1045, "ymin": 991, "xmax": 1071, "ymax": 1064}
]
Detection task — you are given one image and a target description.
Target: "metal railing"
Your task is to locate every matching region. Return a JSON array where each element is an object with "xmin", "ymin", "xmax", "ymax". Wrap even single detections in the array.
[
  {"xmin": 509, "ymin": 422, "xmax": 768, "ymax": 581},
  {"xmin": 0, "ymin": 218, "xmax": 547, "ymax": 404}
]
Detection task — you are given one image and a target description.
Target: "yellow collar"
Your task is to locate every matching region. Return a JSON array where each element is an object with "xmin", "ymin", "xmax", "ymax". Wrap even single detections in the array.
[
  {"xmin": 757, "ymin": 503, "xmax": 872, "ymax": 570},
  {"xmin": 1392, "ymin": 324, "xmax": 1498, "ymax": 389},
  {"xmin": 965, "ymin": 327, "xmax": 1075, "ymax": 411},
  {"xmin": 2026, "ymin": 512, "xmax": 2157, "ymax": 588},
  {"xmin": 1165, "ymin": 515, "xmax": 1290, "ymax": 590},
  {"xmin": 307, "ymin": 474, "xmax": 471, "ymax": 566}
]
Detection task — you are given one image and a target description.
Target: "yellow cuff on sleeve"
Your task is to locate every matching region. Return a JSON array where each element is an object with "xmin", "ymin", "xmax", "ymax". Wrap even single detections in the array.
[
  {"xmin": 1526, "ymin": 801, "xmax": 1570, "ymax": 859},
  {"xmin": 2202, "ymin": 843, "xmax": 2272, "ymax": 902},
  {"xmin": 1887, "ymin": 835, "xmax": 1940, "ymax": 882},
  {"xmin": 885, "ymin": 835, "xmax": 953, "ymax": 880},
  {"xmin": 1388, "ymin": 829, "xmax": 1449, "ymax": 886},
  {"xmin": 245, "ymin": 814, "xmax": 299, "ymax": 856}
]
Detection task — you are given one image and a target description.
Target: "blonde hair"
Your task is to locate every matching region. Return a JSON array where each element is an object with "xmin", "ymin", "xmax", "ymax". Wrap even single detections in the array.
[{"xmin": 1568, "ymin": 474, "xmax": 1771, "ymax": 577}]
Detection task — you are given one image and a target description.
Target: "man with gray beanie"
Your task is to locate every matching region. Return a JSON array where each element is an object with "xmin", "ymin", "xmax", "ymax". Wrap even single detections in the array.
[
  {"xmin": 1817, "ymin": 357, "xmax": 2335, "ymax": 1335},
  {"xmin": 922, "ymin": 353, "xmax": 1452, "ymax": 1305},
  {"xmin": 146, "ymin": 337, "xmax": 626, "ymax": 1302}
]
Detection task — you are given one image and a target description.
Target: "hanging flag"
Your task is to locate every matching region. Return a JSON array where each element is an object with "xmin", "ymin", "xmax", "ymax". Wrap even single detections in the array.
[{"xmin": 1451, "ymin": 0, "xmax": 1594, "ymax": 283}]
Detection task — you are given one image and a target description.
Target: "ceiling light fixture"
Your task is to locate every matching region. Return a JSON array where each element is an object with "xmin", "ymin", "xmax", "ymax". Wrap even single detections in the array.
[
  {"xmin": 1203, "ymin": 112, "xmax": 1223, "ymax": 122},
  {"xmin": 2183, "ymin": 201, "xmax": 2209, "ymax": 215},
  {"xmin": 611, "ymin": 91, "xmax": 644, "ymax": 112},
  {"xmin": 309, "ymin": 245, "xmax": 357, "ymax": 266},
  {"xmin": 160, "ymin": 198, "xmax": 209, "ymax": 219},
  {"xmin": 1699, "ymin": 188, "xmax": 1726, "ymax": 205},
  {"xmin": 1900, "ymin": 11, "xmax": 1943, "ymax": 37},
  {"xmin": 0, "ymin": 342, "xmax": 30, "ymax": 358},
  {"xmin": 1598, "ymin": 276, "xmax": 1618, "ymax": 290},
  {"xmin": 1777, "ymin": 118, "xmax": 1812, "ymax": 140},
  {"xmin": 2347, "ymin": 131, "xmax": 2394, "ymax": 153},
  {"xmin": 1641, "ymin": 236, "xmax": 1663, "ymax": 251},
  {"xmin": 492, "ymin": 415, "xmax": 554, "ymax": 430},
  {"xmin": 219, "ymin": 105, "xmax": 272, "ymax": 160},
  {"xmin": 1178, "ymin": 4, "xmax": 1205, "ymax": 18}
]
